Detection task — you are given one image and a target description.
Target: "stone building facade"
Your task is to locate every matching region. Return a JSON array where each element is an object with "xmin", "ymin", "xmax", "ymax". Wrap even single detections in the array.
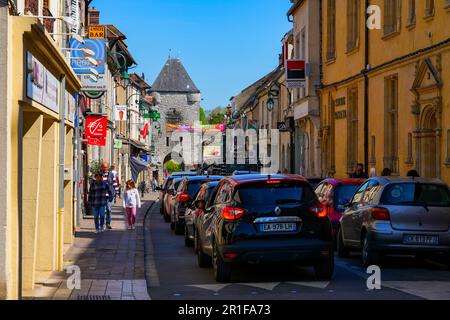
[{"xmin": 150, "ymin": 58, "xmax": 201, "ymax": 178}]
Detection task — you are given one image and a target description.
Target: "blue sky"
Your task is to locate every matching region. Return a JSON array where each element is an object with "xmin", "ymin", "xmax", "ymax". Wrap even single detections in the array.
[{"xmin": 93, "ymin": 0, "xmax": 292, "ymax": 111}]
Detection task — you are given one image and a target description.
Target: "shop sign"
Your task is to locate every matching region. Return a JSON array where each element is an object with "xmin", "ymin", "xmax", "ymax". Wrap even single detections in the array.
[
  {"xmin": 335, "ymin": 110, "xmax": 347, "ymax": 119},
  {"xmin": 65, "ymin": 91, "xmax": 76, "ymax": 122},
  {"xmin": 26, "ymin": 52, "xmax": 60, "ymax": 114},
  {"xmin": 88, "ymin": 25, "xmax": 106, "ymax": 39},
  {"xmin": 87, "ymin": 137, "xmax": 106, "ymax": 146},
  {"xmin": 85, "ymin": 115, "xmax": 108, "ymax": 139},
  {"xmin": 115, "ymin": 105, "xmax": 128, "ymax": 121},
  {"xmin": 114, "ymin": 139, "xmax": 123, "ymax": 149}
]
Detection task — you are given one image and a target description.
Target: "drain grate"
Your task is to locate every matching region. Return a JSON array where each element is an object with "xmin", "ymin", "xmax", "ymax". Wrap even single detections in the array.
[{"xmin": 77, "ymin": 295, "xmax": 111, "ymax": 300}]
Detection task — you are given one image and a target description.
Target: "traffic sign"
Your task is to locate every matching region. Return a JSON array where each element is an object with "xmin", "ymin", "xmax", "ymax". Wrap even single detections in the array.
[{"xmin": 88, "ymin": 25, "xmax": 106, "ymax": 39}]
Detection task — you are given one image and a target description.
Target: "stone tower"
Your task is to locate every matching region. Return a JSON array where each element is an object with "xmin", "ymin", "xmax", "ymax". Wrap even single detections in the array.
[{"xmin": 150, "ymin": 58, "xmax": 201, "ymax": 175}]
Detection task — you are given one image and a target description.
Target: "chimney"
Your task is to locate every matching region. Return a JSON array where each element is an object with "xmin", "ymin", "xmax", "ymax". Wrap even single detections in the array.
[{"xmin": 88, "ymin": 7, "xmax": 100, "ymax": 26}]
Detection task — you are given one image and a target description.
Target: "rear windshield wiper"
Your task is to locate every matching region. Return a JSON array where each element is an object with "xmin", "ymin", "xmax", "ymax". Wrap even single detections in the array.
[{"xmin": 275, "ymin": 199, "xmax": 302, "ymax": 204}]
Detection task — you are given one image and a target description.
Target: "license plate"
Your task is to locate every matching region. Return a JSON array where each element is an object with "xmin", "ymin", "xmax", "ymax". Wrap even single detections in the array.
[
  {"xmin": 403, "ymin": 235, "xmax": 439, "ymax": 245},
  {"xmin": 261, "ymin": 223, "xmax": 296, "ymax": 232}
]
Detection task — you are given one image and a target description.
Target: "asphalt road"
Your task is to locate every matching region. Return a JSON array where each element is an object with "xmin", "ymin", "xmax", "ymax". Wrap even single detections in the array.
[{"xmin": 144, "ymin": 201, "xmax": 450, "ymax": 300}]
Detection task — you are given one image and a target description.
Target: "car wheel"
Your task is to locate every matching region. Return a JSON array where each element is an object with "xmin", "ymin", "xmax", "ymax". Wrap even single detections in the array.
[
  {"xmin": 362, "ymin": 234, "xmax": 381, "ymax": 267},
  {"xmin": 174, "ymin": 219, "xmax": 184, "ymax": 235},
  {"xmin": 185, "ymin": 226, "xmax": 193, "ymax": 247},
  {"xmin": 196, "ymin": 233, "xmax": 212, "ymax": 268},
  {"xmin": 314, "ymin": 251, "xmax": 334, "ymax": 280},
  {"xmin": 213, "ymin": 242, "xmax": 232, "ymax": 283},
  {"xmin": 337, "ymin": 228, "xmax": 350, "ymax": 258},
  {"xmin": 163, "ymin": 211, "xmax": 171, "ymax": 223}
]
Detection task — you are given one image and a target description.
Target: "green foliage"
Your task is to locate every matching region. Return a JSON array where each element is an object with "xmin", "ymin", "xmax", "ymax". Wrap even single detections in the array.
[
  {"xmin": 199, "ymin": 107, "xmax": 208, "ymax": 125},
  {"xmin": 164, "ymin": 160, "xmax": 183, "ymax": 173},
  {"xmin": 89, "ymin": 160, "xmax": 102, "ymax": 179},
  {"xmin": 208, "ymin": 106, "xmax": 227, "ymax": 125}
]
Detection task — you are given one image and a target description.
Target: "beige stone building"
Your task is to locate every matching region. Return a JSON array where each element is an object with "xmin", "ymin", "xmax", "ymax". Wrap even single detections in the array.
[{"xmin": 0, "ymin": 0, "xmax": 89, "ymax": 299}]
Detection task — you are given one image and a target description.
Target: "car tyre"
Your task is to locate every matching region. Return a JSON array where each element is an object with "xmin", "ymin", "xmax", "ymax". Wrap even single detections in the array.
[
  {"xmin": 174, "ymin": 219, "xmax": 184, "ymax": 235},
  {"xmin": 213, "ymin": 242, "xmax": 232, "ymax": 283},
  {"xmin": 196, "ymin": 233, "xmax": 212, "ymax": 268},
  {"xmin": 362, "ymin": 234, "xmax": 381, "ymax": 267},
  {"xmin": 314, "ymin": 251, "xmax": 334, "ymax": 280},
  {"xmin": 337, "ymin": 228, "xmax": 350, "ymax": 258},
  {"xmin": 184, "ymin": 226, "xmax": 193, "ymax": 247}
]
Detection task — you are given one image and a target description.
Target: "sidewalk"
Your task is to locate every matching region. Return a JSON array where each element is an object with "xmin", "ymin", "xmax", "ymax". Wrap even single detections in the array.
[{"xmin": 25, "ymin": 192, "xmax": 158, "ymax": 300}]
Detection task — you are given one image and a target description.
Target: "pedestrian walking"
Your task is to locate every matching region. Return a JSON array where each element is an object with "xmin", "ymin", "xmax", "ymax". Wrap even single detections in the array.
[
  {"xmin": 88, "ymin": 172, "xmax": 113, "ymax": 234},
  {"xmin": 110, "ymin": 166, "xmax": 120, "ymax": 204},
  {"xmin": 123, "ymin": 180, "xmax": 141, "ymax": 230},
  {"xmin": 152, "ymin": 177, "xmax": 158, "ymax": 192},
  {"xmin": 101, "ymin": 162, "xmax": 116, "ymax": 230}
]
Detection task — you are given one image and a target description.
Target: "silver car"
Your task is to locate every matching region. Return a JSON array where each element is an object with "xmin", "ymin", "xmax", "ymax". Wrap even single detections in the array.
[{"xmin": 337, "ymin": 177, "xmax": 450, "ymax": 267}]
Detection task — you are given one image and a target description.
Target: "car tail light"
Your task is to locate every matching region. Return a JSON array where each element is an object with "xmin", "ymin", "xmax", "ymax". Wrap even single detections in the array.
[
  {"xmin": 266, "ymin": 180, "xmax": 281, "ymax": 184},
  {"xmin": 177, "ymin": 193, "xmax": 190, "ymax": 202},
  {"xmin": 221, "ymin": 206, "xmax": 245, "ymax": 221},
  {"xmin": 224, "ymin": 253, "xmax": 238, "ymax": 260},
  {"xmin": 371, "ymin": 207, "xmax": 390, "ymax": 221},
  {"xmin": 310, "ymin": 204, "xmax": 327, "ymax": 218}
]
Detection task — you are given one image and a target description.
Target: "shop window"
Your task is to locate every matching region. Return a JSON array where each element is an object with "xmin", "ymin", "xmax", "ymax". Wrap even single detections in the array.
[
  {"xmin": 326, "ymin": 0, "xmax": 336, "ymax": 61},
  {"xmin": 346, "ymin": 0, "xmax": 360, "ymax": 52},
  {"xmin": 384, "ymin": 75, "xmax": 399, "ymax": 174},
  {"xmin": 383, "ymin": 0, "xmax": 401, "ymax": 36}
]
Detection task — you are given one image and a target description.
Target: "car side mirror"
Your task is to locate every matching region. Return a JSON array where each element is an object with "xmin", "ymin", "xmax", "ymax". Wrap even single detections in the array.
[{"xmin": 194, "ymin": 200, "xmax": 206, "ymax": 210}]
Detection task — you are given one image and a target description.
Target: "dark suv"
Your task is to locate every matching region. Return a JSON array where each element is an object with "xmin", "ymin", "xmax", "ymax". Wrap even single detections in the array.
[
  {"xmin": 171, "ymin": 176, "xmax": 223, "ymax": 235},
  {"xmin": 195, "ymin": 174, "xmax": 334, "ymax": 282}
]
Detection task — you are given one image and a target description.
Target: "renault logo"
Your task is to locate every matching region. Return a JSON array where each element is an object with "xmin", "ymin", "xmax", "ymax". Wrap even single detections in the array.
[{"xmin": 274, "ymin": 206, "xmax": 282, "ymax": 216}]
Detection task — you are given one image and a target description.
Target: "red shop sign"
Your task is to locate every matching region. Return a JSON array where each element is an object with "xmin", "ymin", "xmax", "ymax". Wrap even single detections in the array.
[
  {"xmin": 85, "ymin": 115, "xmax": 107, "ymax": 139},
  {"xmin": 86, "ymin": 137, "xmax": 107, "ymax": 146}
]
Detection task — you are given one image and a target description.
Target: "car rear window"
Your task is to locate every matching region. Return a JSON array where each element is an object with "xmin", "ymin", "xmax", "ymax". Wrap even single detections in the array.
[
  {"xmin": 235, "ymin": 181, "xmax": 317, "ymax": 206},
  {"xmin": 335, "ymin": 185, "xmax": 360, "ymax": 210},
  {"xmin": 382, "ymin": 183, "xmax": 450, "ymax": 207},
  {"xmin": 187, "ymin": 181, "xmax": 206, "ymax": 197}
]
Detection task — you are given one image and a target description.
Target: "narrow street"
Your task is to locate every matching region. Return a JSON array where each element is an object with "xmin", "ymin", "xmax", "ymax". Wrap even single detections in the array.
[{"xmin": 145, "ymin": 200, "xmax": 450, "ymax": 300}]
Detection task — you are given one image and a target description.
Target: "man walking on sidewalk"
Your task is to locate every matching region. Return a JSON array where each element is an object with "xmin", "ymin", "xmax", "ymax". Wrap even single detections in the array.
[
  {"xmin": 101, "ymin": 162, "xmax": 116, "ymax": 230},
  {"xmin": 88, "ymin": 172, "xmax": 112, "ymax": 234}
]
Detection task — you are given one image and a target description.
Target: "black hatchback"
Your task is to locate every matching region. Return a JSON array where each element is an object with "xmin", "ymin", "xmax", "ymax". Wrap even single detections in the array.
[{"xmin": 195, "ymin": 174, "xmax": 334, "ymax": 282}]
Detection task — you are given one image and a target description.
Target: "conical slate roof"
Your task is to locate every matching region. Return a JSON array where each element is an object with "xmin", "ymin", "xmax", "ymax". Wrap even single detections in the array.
[{"xmin": 151, "ymin": 58, "xmax": 200, "ymax": 94}]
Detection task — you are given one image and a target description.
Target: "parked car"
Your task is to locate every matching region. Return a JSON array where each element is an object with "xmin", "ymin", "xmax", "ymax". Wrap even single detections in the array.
[
  {"xmin": 315, "ymin": 178, "xmax": 365, "ymax": 238},
  {"xmin": 232, "ymin": 170, "xmax": 259, "ymax": 175},
  {"xmin": 185, "ymin": 181, "xmax": 220, "ymax": 247},
  {"xmin": 171, "ymin": 176, "xmax": 223, "ymax": 235},
  {"xmin": 337, "ymin": 177, "xmax": 450, "ymax": 267},
  {"xmin": 306, "ymin": 178, "xmax": 325, "ymax": 190},
  {"xmin": 195, "ymin": 174, "xmax": 334, "ymax": 282},
  {"xmin": 163, "ymin": 177, "xmax": 183, "ymax": 223},
  {"xmin": 172, "ymin": 171, "xmax": 197, "ymax": 177},
  {"xmin": 159, "ymin": 176, "xmax": 175, "ymax": 217}
]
